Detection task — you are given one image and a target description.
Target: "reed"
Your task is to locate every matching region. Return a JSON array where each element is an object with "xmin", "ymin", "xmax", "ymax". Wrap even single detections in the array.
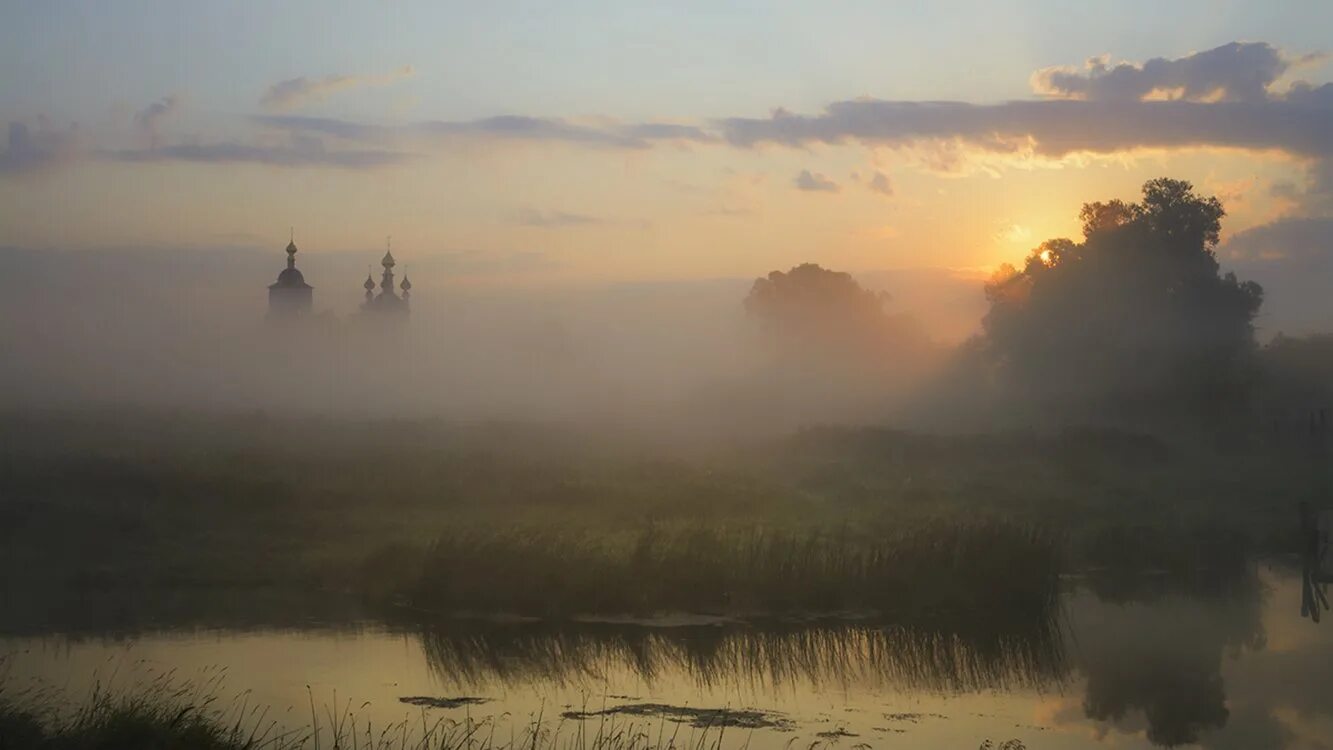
[{"xmin": 405, "ymin": 520, "xmax": 1060, "ymax": 620}]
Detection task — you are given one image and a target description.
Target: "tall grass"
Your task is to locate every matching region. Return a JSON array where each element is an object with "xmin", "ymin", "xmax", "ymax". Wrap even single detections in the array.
[{"xmin": 403, "ymin": 521, "xmax": 1060, "ymax": 621}]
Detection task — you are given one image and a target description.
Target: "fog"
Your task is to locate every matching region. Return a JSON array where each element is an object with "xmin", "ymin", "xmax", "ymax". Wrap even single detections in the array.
[
  {"xmin": 3, "ymin": 179, "xmax": 1330, "ymax": 440},
  {"xmin": 0, "ymin": 245, "xmax": 968, "ymax": 434}
]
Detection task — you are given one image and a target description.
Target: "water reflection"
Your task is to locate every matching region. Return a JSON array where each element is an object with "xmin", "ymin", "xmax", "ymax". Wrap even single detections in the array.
[
  {"xmin": 1070, "ymin": 560, "xmax": 1268, "ymax": 747},
  {"xmin": 416, "ymin": 617, "xmax": 1067, "ymax": 693},
  {"xmin": 4, "ymin": 564, "xmax": 1330, "ymax": 748},
  {"xmin": 1300, "ymin": 503, "xmax": 1331, "ymax": 623}
]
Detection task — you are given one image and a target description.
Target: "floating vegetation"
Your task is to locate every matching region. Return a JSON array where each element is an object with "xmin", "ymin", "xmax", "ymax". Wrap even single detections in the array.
[
  {"xmin": 399, "ymin": 696, "xmax": 492, "ymax": 709},
  {"xmin": 561, "ymin": 702, "xmax": 794, "ymax": 731}
]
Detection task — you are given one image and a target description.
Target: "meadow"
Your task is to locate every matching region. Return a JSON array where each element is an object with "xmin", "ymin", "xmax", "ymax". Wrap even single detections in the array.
[{"xmin": 0, "ymin": 411, "xmax": 1310, "ymax": 626}]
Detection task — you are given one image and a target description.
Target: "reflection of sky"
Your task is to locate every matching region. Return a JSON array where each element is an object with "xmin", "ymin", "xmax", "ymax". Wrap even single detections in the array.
[{"xmin": 2, "ymin": 568, "xmax": 1329, "ymax": 748}]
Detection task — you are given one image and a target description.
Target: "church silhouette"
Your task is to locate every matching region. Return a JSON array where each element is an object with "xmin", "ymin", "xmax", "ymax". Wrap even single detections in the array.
[{"xmin": 267, "ymin": 235, "xmax": 411, "ymax": 319}]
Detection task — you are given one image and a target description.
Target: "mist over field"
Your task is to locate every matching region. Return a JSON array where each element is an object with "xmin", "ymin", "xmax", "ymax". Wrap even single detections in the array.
[
  {"xmin": 0, "ymin": 244, "xmax": 986, "ymax": 432},
  {"xmin": 2, "ymin": 206, "xmax": 1330, "ymax": 437},
  {"xmin": 5, "ymin": 6, "xmax": 1333, "ymax": 747}
]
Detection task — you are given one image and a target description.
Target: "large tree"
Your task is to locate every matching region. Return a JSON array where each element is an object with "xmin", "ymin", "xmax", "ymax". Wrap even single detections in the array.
[
  {"xmin": 745, "ymin": 263, "xmax": 928, "ymax": 370},
  {"xmin": 982, "ymin": 178, "xmax": 1263, "ymax": 422}
]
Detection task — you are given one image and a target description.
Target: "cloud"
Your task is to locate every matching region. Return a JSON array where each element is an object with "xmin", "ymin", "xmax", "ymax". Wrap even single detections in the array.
[
  {"xmin": 260, "ymin": 65, "xmax": 415, "ymax": 110},
  {"xmin": 1031, "ymin": 42, "xmax": 1294, "ymax": 102},
  {"xmin": 134, "ymin": 94, "xmax": 182, "ymax": 147},
  {"xmin": 509, "ymin": 208, "xmax": 604, "ymax": 227},
  {"xmin": 420, "ymin": 115, "xmax": 647, "ymax": 148},
  {"xmin": 252, "ymin": 43, "xmax": 1330, "ymax": 173},
  {"xmin": 1224, "ymin": 216, "xmax": 1333, "ymax": 264},
  {"xmin": 0, "ymin": 118, "xmax": 82, "ymax": 176},
  {"xmin": 794, "ymin": 169, "xmax": 839, "ymax": 192},
  {"xmin": 867, "ymin": 170, "xmax": 893, "ymax": 196},
  {"xmin": 418, "ymin": 116, "xmax": 713, "ymax": 149},
  {"xmin": 1223, "ymin": 216, "xmax": 1333, "ymax": 335},
  {"xmin": 106, "ymin": 137, "xmax": 411, "ymax": 169},
  {"xmin": 723, "ymin": 97, "xmax": 1333, "ymax": 161},
  {"xmin": 262, "ymin": 113, "xmax": 713, "ymax": 149},
  {"xmin": 619, "ymin": 122, "xmax": 716, "ymax": 142},
  {"xmin": 253, "ymin": 114, "xmax": 390, "ymax": 141},
  {"xmin": 723, "ymin": 42, "xmax": 1333, "ymax": 178},
  {"xmin": 14, "ymin": 39, "xmax": 1333, "ymax": 189}
]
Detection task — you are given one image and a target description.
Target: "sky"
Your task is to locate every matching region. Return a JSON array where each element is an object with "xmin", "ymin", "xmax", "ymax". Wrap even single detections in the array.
[{"xmin": 2, "ymin": 0, "xmax": 1333, "ymax": 333}]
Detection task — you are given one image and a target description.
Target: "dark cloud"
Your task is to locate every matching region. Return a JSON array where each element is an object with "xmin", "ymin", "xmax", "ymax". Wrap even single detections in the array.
[
  {"xmin": 1226, "ymin": 216, "xmax": 1333, "ymax": 264},
  {"xmin": 1031, "ymin": 42, "xmax": 1293, "ymax": 102},
  {"xmin": 794, "ymin": 169, "xmax": 839, "ymax": 192},
  {"xmin": 106, "ymin": 137, "xmax": 411, "ymax": 169},
  {"xmin": 0, "ymin": 118, "xmax": 82, "ymax": 176},
  {"xmin": 722, "ymin": 97, "xmax": 1333, "ymax": 159},
  {"xmin": 1223, "ymin": 217, "xmax": 1333, "ymax": 336},
  {"xmin": 724, "ymin": 42, "xmax": 1333, "ymax": 170},
  {"xmin": 1285, "ymin": 81, "xmax": 1333, "ymax": 106},
  {"xmin": 134, "ymin": 95, "xmax": 182, "ymax": 147}
]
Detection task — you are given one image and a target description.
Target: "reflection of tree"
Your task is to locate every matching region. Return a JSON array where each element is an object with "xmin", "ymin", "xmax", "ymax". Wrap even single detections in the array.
[
  {"xmin": 415, "ymin": 616, "xmax": 1067, "ymax": 694},
  {"xmin": 1074, "ymin": 566, "xmax": 1265, "ymax": 747},
  {"xmin": 1083, "ymin": 643, "xmax": 1229, "ymax": 746}
]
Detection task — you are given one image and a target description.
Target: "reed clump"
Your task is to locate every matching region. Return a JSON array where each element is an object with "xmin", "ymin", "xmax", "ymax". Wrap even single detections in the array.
[{"xmin": 404, "ymin": 521, "xmax": 1060, "ymax": 621}]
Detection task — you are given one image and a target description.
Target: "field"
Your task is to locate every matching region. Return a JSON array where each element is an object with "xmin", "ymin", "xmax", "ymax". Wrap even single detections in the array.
[{"xmin": 0, "ymin": 411, "xmax": 1311, "ymax": 625}]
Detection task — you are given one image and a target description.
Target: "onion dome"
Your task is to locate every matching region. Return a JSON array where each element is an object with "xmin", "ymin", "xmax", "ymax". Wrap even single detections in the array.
[
  {"xmin": 400, "ymin": 275, "xmax": 412, "ymax": 291},
  {"xmin": 286, "ymin": 239, "xmax": 298, "ymax": 257},
  {"xmin": 382, "ymin": 250, "xmax": 396, "ymax": 269},
  {"xmin": 363, "ymin": 273, "xmax": 376, "ymax": 291}
]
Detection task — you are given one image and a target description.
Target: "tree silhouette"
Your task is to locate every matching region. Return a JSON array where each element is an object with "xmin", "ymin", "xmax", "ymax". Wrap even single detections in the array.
[
  {"xmin": 745, "ymin": 263, "xmax": 927, "ymax": 370},
  {"xmin": 982, "ymin": 178, "xmax": 1263, "ymax": 423}
]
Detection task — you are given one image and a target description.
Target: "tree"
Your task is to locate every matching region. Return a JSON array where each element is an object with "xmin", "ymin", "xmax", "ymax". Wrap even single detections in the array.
[
  {"xmin": 982, "ymin": 178, "xmax": 1263, "ymax": 422},
  {"xmin": 745, "ymin": 263, "xmax": 927, "ymax": 369}
]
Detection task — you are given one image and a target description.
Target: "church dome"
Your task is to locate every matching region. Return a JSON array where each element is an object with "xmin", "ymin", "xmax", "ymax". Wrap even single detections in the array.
[{"xmin": 276, "ymin": 267, "xmax": 306, "ymax": 286}]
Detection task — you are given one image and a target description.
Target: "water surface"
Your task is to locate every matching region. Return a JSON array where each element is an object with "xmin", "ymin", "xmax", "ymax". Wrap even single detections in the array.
[{"xmin": 3, "ymin": 567, "xmax": 1330, "ymax": 748}]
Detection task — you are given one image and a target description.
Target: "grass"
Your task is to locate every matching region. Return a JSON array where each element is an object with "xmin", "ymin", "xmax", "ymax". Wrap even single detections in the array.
[
  {"xmin": 399, "ymin": 521, "xmax": 1060, "ymax": 620},
  {"xmin": 0, "ymin": 411, "xmax": 1310, "ymax": 629}
]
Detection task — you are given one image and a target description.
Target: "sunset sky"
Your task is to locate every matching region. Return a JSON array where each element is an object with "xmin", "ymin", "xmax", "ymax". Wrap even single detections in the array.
[{"xmin": 3, "ymin": 1, "xmax": 1332, "ymax": 319}]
